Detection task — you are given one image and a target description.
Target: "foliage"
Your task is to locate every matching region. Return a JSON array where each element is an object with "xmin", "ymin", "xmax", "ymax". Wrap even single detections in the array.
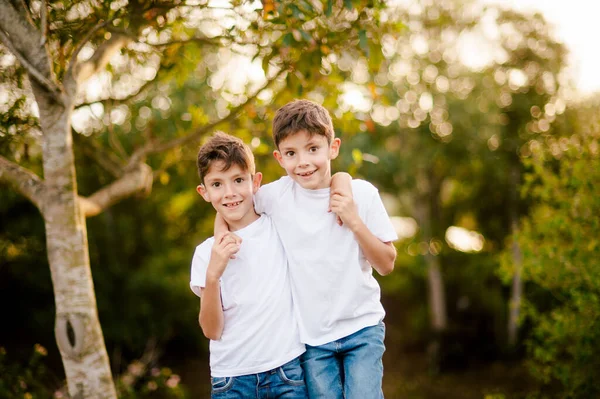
[
  {"xmin": 0, "ymin": 344, "xmax": 187, "ymax": 399},
  {"xmin": 500, "ymin": 103, "xmax": 600, "ymax": 398},
  {"xmin": 0, "ymin": 0, "xmax": 396, "ymax": 394},
  {"xmin": 0, "ymin": 0, "xmax": 595, "ymax": 396},
  {"xmin": 0, "ymin": 345, "xmax": 59, "ymax": 399},
  {"xmin": 335, "ymin": 0, "xmax": 567, "ymax": 362},
  {"xmin": 116, "ymin": 360, "xmax": 187, "ymax": 399}
]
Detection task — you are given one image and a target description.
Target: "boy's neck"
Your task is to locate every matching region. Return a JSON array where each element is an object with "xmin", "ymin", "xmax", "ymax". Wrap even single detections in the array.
[{"xmin": 225, "ymin": 211, "xmax": 260, "ymax": 232}]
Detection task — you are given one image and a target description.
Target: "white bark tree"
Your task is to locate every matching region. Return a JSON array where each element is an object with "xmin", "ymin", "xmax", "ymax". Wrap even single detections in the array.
[{"xmin": 0, "ymin": 0, "xmax": 391, "ymax": 396}]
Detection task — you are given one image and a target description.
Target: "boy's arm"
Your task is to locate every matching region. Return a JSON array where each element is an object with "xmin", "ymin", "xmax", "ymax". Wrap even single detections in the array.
[
  {"xmin": 330, "ymin": 191, "xmax": 397, "ymax": 276},
  {"xmin": 198, "ymin": 232, "xmax": 241, "ymax": 340},
  {"xmin": 214, "ymin": 212, "xmax": 229, "ymax": 236}
]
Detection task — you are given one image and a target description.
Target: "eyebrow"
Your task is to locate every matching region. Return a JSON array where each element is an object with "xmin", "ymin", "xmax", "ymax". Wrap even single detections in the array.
[
  {"xmin": 280, "ymin": 140, "xmax": 320, "ymax": 151},
  {"xmin": 205, "ymin": 172, "xmax": 246, "ymax": 182}
]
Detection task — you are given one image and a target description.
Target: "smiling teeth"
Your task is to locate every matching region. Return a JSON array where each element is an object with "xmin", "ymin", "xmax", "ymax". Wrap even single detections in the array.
[
  {"xmin": 224, "ymin": 201, "xmax": 241, "ymax": 207},
  {"xmin": 299, "ymin": 171, "xmax": 314, "ymax": 177}
]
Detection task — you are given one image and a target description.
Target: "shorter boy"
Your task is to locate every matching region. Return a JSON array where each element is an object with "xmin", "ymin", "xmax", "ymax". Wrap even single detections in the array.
[{"xmin": 190, "ymin": 132, "xmax": 307, "ymax": 399}]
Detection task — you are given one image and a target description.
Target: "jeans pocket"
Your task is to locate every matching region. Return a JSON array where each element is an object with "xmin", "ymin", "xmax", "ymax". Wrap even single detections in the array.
[
  {"xmin": 211, "ymin": 376, "xmax": 233, "ymax": 393},
  {"xmin": 277, "ymin": 359, "xmax": 305, "ymax": 386}
]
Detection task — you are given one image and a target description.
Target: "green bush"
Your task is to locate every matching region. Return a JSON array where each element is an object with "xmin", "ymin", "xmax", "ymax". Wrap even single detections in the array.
[{"xmin": 501, "ymin": 109, "xmax": 600, "ymax": 398}]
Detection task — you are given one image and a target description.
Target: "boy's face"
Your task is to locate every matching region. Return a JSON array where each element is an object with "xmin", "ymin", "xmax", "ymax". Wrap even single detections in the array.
[
  {"xmin": 273, "ymin": 130, "xmax": 341, "ymax": 190},
  {"xmin": 197, "ymin": 161, "xmax": 262, "ymax": 231}
]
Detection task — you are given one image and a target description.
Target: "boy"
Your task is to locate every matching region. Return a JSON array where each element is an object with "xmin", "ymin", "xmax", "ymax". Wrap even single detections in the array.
[
  {"xmin": 189, "ymin": 132, "xmax": 307, "ymax": 399},
  {"xmin": 254, "ymin": 99, "xmax": 398, "ymax": 399}
]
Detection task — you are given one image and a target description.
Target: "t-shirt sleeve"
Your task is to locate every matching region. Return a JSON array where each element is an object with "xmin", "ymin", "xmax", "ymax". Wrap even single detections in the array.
[
  {"xmin": 189, "ymin": 239, "xmax": 213, "ymax": 297},
  {"xmin": 254, "ymin": 176, "xmax": 289, "ymax": 215},
  {"xmin": 360, "ymin": 182, "xmax": 399, "ymax": 243}
]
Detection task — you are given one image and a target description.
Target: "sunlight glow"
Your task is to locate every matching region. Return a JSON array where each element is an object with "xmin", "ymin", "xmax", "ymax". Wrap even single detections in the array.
[
  {"xmin": 390, "ymin": 216, "xmax": 418, "ymax": 241},
  {"xmin": 445, "ymin": 226, "xmax": 485, "ymax": 253},
  {"xmin": 339, "ymin": 84, "xmax": 372, "ymax": 113}
]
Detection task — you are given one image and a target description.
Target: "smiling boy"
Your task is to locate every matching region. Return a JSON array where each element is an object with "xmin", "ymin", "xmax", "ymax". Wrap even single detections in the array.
[
  {"xmin": 253, "ymin": 99, "xmax": 398, "ymax": 399},
  {"xmin": 190, "ymin": 132, "xmax": 307, "ymax": 399}
]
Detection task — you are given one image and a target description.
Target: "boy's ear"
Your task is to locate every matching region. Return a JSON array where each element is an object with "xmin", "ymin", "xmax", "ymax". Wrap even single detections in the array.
[
  {"xmin": 273, "ymin": 150, "xmax": 284, "ymax": 167},
  {"xmin": 329, "ymin": 138, "xmax": 341, "ymax": 159},
  {"xmin": 252, "ymin": 172, "xmax": 263, "ymax": 194},
  {"xmin": 197, "ymin": 184, "xmax": 210, "ymax": 202}
]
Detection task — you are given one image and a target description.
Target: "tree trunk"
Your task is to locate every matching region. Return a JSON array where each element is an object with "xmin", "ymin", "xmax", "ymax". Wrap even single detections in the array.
[
  {"xmin": 507, "ymin": 165, "xmax": 523, "ymax": 347},
  {"xmin": 415, "ymin": 193, "xmax": 447, "ymax": 374},
  {"xmin": 415, "ymin": 169, "xmax": 447, "ymax": 332},
  {"xmin": 425, "ymin": 252, "xmax": 447, "ymax": 331},
  {"xmin": 35, "ymin": 88, "xmax": 117, "ymax": 398}
]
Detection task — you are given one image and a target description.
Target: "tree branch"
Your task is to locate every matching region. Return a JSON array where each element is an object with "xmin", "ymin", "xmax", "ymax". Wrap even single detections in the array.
[
  {"xmin": 79, "ymin": 163, "xmax": 153, "ymax": 218},
  {"xmin": 0, "ymin": 0, "xmax": 53, "ymax": 77},
  {"xmin": 128, "ymin": 64, "xmax": 290, "ymax": 164},
  {"xmin": 71, "ymin": 33, "xmax": 132, "ymax": 85},
  {"xmin": 141, "ymin": 36, "xmax": 226, "ymax": 48},
  {"xmin": 40, "ymin": 0, "xmax": 47, "ymax": 45},
  {"xmin": 8, "ymin": 0, "xmax": 34, "ymax": 27},
  {"xmin": 68, "ymin": 18, "xmax": 113, "ymax": 75},
  {"xmin": 73, "ymin": 131, "xmax": 125, "ymax": 178},
  {"xmin": 0, "ymin": 29, "xmax": 62, "ymax": 98},
  {"xmin": 0, "ymin": 155, "xmax": 45, "ymax": 210},
  {"xmin": 74, "ymin": 77, "xmax": 155, "ymax": 110}
]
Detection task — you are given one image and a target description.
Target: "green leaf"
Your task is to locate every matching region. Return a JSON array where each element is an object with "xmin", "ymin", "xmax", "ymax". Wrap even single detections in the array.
[
  {"xmin": 344, "ymin": 0, "xmax": 353, "ymax": 10},
  {"xmin": 300, "ymin": 29, "xmax": 312, "ymax": 42},
  {"xmin": 359, "ymin": 29, "xmax": 369, "ymax": 57},
  {"xmin": 325, "ymin": 0, "xmax": 333, "ymax": 16},
  {"xmin": 282, "ymin": 32, "xmax": 293, "ymax": 47}
]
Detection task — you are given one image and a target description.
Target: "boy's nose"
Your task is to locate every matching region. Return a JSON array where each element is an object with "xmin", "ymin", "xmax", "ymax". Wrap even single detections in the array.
[
  {"xmin": 297, "ymin": 155, "xmax": 309, "ymax": 167},
  {"xmin": 224, "ymin": 184, "xmax": 235, "ymax": 196}
]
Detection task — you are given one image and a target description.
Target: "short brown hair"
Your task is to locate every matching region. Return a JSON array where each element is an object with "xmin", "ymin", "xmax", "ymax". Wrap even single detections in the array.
[
  {"xmin": 196, "ymin": 131, "xmax": 255, "ymax": 183},
  {"xmin": 272, "ymin": 99, "xmax": 335, "ymax": 148}
]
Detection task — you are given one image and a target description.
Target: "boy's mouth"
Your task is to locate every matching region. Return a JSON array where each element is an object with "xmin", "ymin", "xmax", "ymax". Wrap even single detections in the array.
[
  {"xmin": 223, "ymin": 201, "xmax": 242, "ymax": 208},
  {"xmin": 297, "ymin": 170, "xmax": 315, "ymax": 177}
]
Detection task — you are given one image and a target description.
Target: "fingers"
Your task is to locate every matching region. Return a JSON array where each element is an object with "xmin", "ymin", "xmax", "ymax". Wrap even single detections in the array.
[
  {"xmin": 219, "ymin": 232, "xmax": 242, "ymax": 245},
  {"xmin": 336, "ymin": 215, "xmax": 343, "ymax": 226}
]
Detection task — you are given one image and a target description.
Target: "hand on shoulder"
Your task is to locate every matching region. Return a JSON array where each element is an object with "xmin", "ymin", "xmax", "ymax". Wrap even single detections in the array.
[{"xmin": 207, "ymin": 232, "xmax": 242, "ymax": 280}]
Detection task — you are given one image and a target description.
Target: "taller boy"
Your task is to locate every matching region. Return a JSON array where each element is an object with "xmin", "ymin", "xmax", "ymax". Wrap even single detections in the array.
[{"xmin": 254, "ymin": 99, "xmax": 398, "ymax": 398}]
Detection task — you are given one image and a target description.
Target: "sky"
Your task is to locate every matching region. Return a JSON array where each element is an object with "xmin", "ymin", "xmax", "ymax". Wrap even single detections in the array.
[{"xmin": 483, "ymin": 0, "xmax": 599, "ymax": 96}]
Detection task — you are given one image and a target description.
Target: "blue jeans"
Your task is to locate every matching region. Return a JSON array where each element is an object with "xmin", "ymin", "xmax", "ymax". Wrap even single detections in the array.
[
  {"xmin": 300, "ymin": 322, "xmax": 386, "ymax": 399},
  {"xmin": 210, "ymin": 357, "xmax": 308, "ymax": 399}
]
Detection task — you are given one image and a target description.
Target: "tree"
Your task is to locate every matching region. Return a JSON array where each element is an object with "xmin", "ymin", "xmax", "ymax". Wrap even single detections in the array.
[
  {"xmin": 0, "ymin": 0, "xmax": 391, "ymax": 396},
  {"xmin": 335, "ymin": 0, "xmax": 566, "ymax": 359},
  {"xmin": 500, "ymin": 101, "xmax": 600, "ymax": 397},
  {"xmin": 487, "ymin": 9, "xmax": 566, "ymax": 346}
]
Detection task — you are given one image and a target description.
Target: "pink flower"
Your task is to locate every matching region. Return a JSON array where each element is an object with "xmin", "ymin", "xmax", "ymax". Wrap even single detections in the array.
[{"xmin": 166, "ymin": 375, "xmax": 181, "ymax": 388}]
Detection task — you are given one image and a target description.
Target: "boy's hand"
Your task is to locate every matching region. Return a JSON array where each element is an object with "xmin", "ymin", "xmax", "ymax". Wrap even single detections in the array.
[
  {"xmin": 214, "ymin": 213, "xmax": 237, "ymax": 258},
  {"xmin": 207, "ymin": 232, "xmax": 242, "ymax": 280},
  {"xmin": 330, "ymin": 172, "xmax": 353, "ymax": 226},
  {"xmin": 330, "ymin": 191, "xmax": 360, "ymax": 231}
]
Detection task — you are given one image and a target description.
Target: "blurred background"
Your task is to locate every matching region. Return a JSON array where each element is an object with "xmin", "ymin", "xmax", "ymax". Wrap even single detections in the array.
[{"xmin": 1, "ymin": 0, "xmax": 598, "ymax": 398}]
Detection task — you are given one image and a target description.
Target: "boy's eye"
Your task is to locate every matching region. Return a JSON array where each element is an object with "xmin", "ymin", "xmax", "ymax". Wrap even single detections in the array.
[
  {"xmin": 234, "ymin": 177, "xmax": 244, "ymax": 183},
  {"xmin": 309, "ymin": 146, "xmax": 318, "ymax": 153},
  {"xmin": 211, "ymin": 182, "xmax": 221, "ymax": 188},
  {"xmin": 285, "ymin": 151, "xmax": 295, "ymax": 157}
]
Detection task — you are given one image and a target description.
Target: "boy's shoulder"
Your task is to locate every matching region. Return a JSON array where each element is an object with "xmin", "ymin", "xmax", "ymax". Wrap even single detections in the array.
[
  {"xmin": 193, "ymin": 236, "xmax": 216, "ymax": 260},
  {"xmin": 350, "ymin": 178, "xmax": 378, "ymax": 192},
  {"xmin": 350, "ymin": 178, "xmax": 380, "ymax": 199},
  {"xmin": 260, "ymin": 175, "xmax": 294, "ymax": 191}
]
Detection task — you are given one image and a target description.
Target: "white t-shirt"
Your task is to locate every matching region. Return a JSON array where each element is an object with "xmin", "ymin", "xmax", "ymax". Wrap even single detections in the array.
[
  {"xmin": 190, "ymin": 214, "xmax": 305, "ymax": 377},
  {"xmin": 254, "ymin": 176, "xmax": 398, "ymax": 346}
]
